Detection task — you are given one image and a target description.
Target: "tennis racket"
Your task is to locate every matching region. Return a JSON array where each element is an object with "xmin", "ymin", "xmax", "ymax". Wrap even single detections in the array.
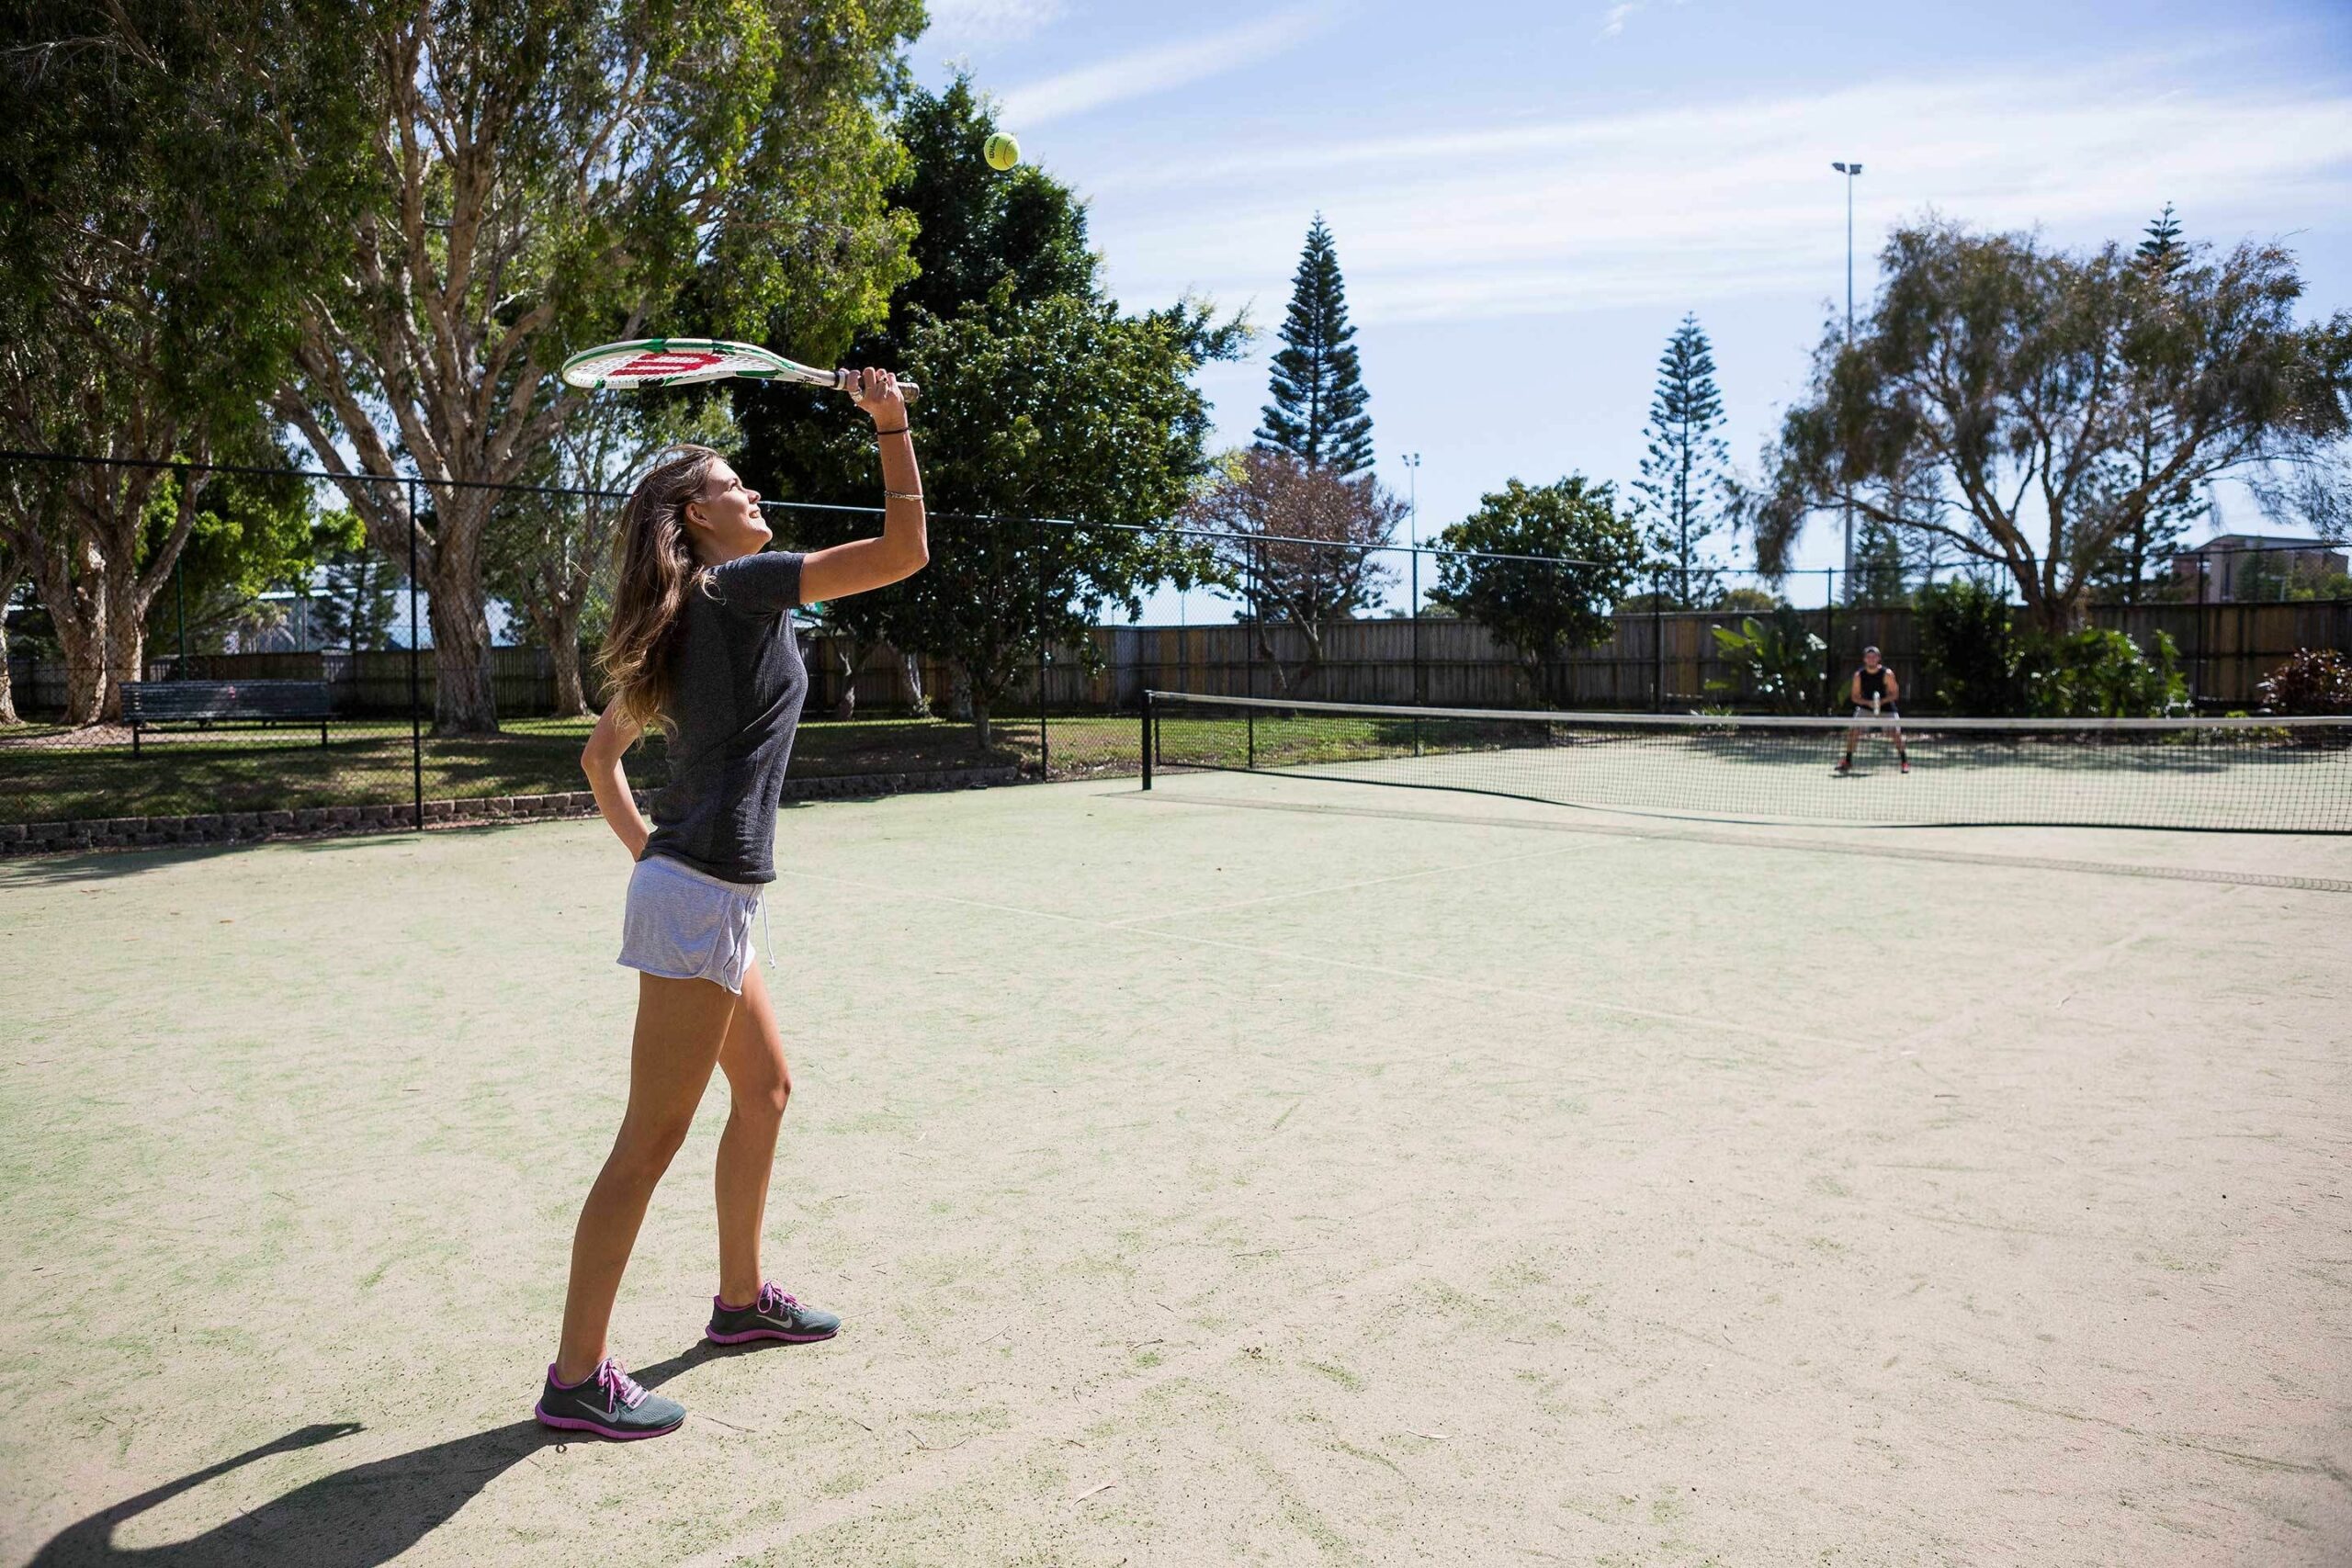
[{"xmin": 559, "ymin": 337, "xmax": 919, "ymax": 401}]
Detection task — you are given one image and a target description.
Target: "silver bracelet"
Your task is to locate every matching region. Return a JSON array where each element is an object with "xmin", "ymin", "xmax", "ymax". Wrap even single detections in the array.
[{"xmin": 884, "ymin": 489, "xmax": 924, "ymax": 502}]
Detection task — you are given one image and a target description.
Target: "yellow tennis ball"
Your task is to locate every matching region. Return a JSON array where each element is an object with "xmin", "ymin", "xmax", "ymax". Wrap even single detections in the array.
[{"xmin": 983, "ymin": 132, "xmax": 1021, "ymax": 172}]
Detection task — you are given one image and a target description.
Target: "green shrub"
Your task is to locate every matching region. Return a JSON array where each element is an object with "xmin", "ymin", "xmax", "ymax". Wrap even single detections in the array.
[
  {"xmin": 2256, "ymin": 649, "xmax": 2352, "ymax": 715},
  {"xmin": 1918, "ymin": 581, "xmax": 2187, "ymax": 716},
  {"xmin": 2016, "ymin": 627, "xmax": 2188, "ymax": 717},
  {"xmin": 1704, "ymin": 606, "xmax": 1826, "ymax": 714},
  {"xmin": 1916, "ymin": 581, "xmax": 2017, "ymax": 715}
]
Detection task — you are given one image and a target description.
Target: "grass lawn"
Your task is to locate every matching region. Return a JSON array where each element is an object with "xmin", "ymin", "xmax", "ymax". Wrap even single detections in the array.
[{"xmin": 0, "ymin": 712, "xmax": 1151, "ymax": 823}]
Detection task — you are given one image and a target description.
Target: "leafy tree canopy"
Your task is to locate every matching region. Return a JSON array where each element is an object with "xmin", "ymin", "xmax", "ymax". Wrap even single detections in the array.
[
  {"xmin": 1180, "ymin": 446, "xmax": 1403, "ymax": 693},
  {"xmin": 263, "ymin": 0, "xmax": 923, "ymax": 731},
  {"xmin": 1747, "ymin": 216, "xmax": 2352, "ymax": 632},
  {"xmin": 737, "ymin": 77, "xmax": 1244, "ymax": 741},
  {"xmin": 1427, "ymin": 476, "xmax": 1640, "ymax": 703}
]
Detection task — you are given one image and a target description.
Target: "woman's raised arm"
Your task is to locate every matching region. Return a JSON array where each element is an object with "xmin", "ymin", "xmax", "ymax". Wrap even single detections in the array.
[{"xmin": 798, "ymin": 368, "xmax": 928, "ymax": 605}]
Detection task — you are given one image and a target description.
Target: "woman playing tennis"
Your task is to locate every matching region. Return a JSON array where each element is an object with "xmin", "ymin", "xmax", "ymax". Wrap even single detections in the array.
[{"xmin": 535, "ymin": 369, "xmax": 924, "ymax": 1439}]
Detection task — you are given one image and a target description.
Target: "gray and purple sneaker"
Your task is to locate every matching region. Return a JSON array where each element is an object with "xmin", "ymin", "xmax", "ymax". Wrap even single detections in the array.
[
  {"xmin": 707, "ymin": 1281, "xmax": 841, "ymax": 1346},
  {"xmin": 534, "ymin": 1357, "xmax": 685, "ymax": 1440}
]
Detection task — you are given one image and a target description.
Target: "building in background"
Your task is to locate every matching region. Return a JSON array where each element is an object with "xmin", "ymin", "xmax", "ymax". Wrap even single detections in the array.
[{"xmin": 2170, "ymin": 534, "xmax": 2350, "ymax": 602}]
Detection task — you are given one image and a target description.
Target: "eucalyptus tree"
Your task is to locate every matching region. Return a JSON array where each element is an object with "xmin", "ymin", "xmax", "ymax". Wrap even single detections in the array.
[
  {"xmin": 0, "ymin": 0, "xmax": 353, "ymax": 721},
  {"xmin": 270, "ymin": 0, "xmax": 922, "ymax": 731},
  {"xmin": 1748, "ymin": 217, "xmax": 2351, "ymax": 632}
]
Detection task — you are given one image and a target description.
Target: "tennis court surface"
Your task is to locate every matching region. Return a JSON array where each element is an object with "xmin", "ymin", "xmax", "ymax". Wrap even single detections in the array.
[{"xmin": 5, "ymin": 771, "xmax": 2347, "ymax": 1566}]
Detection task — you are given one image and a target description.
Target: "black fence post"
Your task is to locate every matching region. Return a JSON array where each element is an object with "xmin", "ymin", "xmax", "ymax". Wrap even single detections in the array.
[
  {"xmin": 1822, "ymin": 567, "xmax": 1837, "ymax": 709},
  {"xmin": 1410, "ymin": 545, "xmax": 1422, "ymax": 704},
  {"xmin": 408, "ymin": 477, "xmax": 424, "ymax": 830},
  {"xmin": 1139, "ymin": 689, "xmax": 1153, "ymax": 790},
  {"xmin": 1410, "ymin": 545, "xmax": 1423, "ymax": 757},
  {"xmin": 1036, "ymin": 553, "xmax": 1049, "ymax": 779},
  {"xmin": 174, "ymin": 457, "xmax": 189, "ymax": 674},
  {"xmin": 1651, "ymin": 579, "xmax": 1663, "ymax": 711},
  {"xmin": 1246, "ymin": 539, "xmax": 1259, "ymax": 769}
]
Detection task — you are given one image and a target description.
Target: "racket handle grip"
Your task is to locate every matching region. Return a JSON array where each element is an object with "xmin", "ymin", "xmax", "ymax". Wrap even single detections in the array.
[{"xmin": 833, "ymin": 369, "xmax": 921, "ymax": 404}]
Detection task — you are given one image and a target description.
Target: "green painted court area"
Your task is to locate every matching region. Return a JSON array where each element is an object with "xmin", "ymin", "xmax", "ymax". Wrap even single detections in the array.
[{"xmin": 4, "ymin": 774, "xmax": 2348, "ymax": 1566}]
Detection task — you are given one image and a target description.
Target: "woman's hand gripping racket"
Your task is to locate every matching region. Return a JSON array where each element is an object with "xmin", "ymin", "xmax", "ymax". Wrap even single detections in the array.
[{"xmin": 560, "ymin": 337, "xmax": 920, "ymax": 401}]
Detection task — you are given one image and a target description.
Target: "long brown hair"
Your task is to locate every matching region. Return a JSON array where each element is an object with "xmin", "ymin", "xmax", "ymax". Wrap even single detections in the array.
[{"xmin": 596, "ymin": 444, "xmax": 723, "ymax": 741}]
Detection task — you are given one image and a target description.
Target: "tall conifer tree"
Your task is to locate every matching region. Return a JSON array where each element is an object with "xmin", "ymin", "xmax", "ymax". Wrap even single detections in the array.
[
  {"xmin": 1631, "ymin": 314, "xmax": 1732, "ymax": 608},
  {"xmin": 1257, "ymin": 216, "xmax": 1374, "ymax": 474},
  {"xmin": 2100, "ymin": 203, "xmax": 2206, "ymax": 600}
]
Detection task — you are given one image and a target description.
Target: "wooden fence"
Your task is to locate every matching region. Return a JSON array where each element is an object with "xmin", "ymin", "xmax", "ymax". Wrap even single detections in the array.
[{"xmin": 6, "ymin": 599, "xmax": 2346, "ymax": 719}]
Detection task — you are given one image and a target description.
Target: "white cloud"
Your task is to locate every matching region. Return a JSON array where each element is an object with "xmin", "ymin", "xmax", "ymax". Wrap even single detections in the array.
[
  {"xmin": 998, "ymin": 7, "xmax": 1333, "ymax": 129},
  {"xmin": 1598, "ymin": 0, "xmax": 1687, "ymax": 40},
  {"xmin": 1082, "ymin": 54, "xmax": 2352, "ymax": 326},
  {"xmin": 923, "ymin": 0, "xmax": 1067, "ymax": 46}
]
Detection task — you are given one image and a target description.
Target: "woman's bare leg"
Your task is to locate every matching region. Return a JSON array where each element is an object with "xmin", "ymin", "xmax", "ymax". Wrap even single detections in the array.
[
  {"xmin": 713, "ymin": 960, "xmax": 791, "ymax": 1307},
  {"xmin": 554, "ymin": 972, "xmax": 739, "ymax": 1384}
]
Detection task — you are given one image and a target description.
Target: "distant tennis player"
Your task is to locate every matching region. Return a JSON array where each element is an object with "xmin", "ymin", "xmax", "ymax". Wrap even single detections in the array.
[
  {"xmin": 1833, "ymin": 644, "xmax": 1909, "ymax": 775},
  {"xmin": 536, "ymin": 369, "xmax": 924, "ymax": 1440}
]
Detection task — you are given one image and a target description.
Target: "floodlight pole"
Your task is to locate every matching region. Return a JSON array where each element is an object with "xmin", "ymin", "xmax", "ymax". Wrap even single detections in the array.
[{"xmin": 1833, "ymin": 161, "xmax": 1863, "ymax": 597}]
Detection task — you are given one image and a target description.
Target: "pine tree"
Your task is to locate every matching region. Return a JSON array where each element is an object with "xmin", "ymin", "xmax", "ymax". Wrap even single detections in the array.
[
  {"xmin": 1256, "ymin": 216, "xmax": 1374, "ymax": 475},
  {"xmin": 1631, "ymin": 314, "xmax": 1731, "ymax": 608},
  {"xmin": 310, "ymin": 543, "xmax": 399, "ymax": 657},
  {"xmin": 2136, "ymin": 202, "xmax": 2187, "ymax": 279},
  {"xmin": 2101, "ymin": 203, "xmax": 2202, "ymax": 601}
]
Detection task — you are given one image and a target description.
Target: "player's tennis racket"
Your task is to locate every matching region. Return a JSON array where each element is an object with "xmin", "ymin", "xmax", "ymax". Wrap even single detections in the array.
[{"xmin": 559, "ymin": 337, "xmax": 920, "ymax": 400}]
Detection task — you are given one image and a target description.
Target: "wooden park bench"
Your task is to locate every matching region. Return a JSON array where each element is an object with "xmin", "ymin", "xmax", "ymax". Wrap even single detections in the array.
[{"xmin": 120, "ymin": 680, "xmax": 335, "ymax": 755}]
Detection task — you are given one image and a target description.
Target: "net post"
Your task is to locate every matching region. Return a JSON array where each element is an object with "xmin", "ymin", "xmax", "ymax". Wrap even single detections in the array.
[{"xmin": 1140, "ymin": 689, "xmax": 1154, "ymax": 790}]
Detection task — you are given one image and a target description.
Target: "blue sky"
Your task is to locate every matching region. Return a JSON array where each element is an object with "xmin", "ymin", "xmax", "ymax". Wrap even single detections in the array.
[{"xmin": 915, "ymin": 0, "xmax": 2352, "ymax": 615}]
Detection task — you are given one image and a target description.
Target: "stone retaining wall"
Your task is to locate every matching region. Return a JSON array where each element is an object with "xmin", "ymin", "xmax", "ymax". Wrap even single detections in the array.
[{"xmin": 0, "ymin": 765, "xmax": 1023, "ymax": 858}]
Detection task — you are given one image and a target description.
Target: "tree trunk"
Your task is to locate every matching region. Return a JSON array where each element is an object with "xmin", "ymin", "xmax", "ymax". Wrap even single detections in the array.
[
  {"xmin": 0, "ymin": 559, "xmax": 22, "ymax": 725},
  {"xmin": 523, "ymin": 586, "xmax": 589, "ymax": 718},
  {"xmin": 1254, "ymin": 616, "xmax": 1323, "ymax": 694},
  {"xmin": 57, "ymin": 610, "xmax": 107, "ymax": 726},
  {"xmin": 102, "ymin": 564, "xmax": 145, "ymax": 721},
  {"xmin": 424, "ymin": 493, "xmax": 500, "ymax": 734},
  {"xmin": 32, "ymin": 541, "xmax": 107, "ymax": 727},
  {"xmin": 2024, "ymin": 587, "xmax": 2087, "ymax": 638},
  {"xmin": 548, "ymin": 630, "xmax": 589, "ymax": 718},
  {"xmin": 102, "ymin": 533, "xmax": 162, "ymax": 720},
  {"xmin": 831, "ymin": 638, "xmax": 867, "ymax": 721},
  {"xmin": 902, "ymin": 650, "xmax": 928, "ymax": 716}
]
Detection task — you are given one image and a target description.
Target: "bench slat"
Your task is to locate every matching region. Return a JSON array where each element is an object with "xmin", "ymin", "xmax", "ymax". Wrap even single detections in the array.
[{"xmin": 123, "ymin": 680, "xmax": 336, "ymax": 722}]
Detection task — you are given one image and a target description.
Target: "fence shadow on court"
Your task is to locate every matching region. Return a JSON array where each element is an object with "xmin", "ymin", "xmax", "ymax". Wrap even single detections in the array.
[
  {"xmin": 28, "ymin": 1344, "xmax": 722, "ymax": 1568},
  {"xmin": 0, "ymin": 830, "xmax": 425, "ymax": 888}
]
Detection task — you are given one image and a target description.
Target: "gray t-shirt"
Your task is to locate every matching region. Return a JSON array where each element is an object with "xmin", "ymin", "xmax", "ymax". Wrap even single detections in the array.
[{"xmin": 640, "ymin": 549, "xmax": 808, "ymax": 885}]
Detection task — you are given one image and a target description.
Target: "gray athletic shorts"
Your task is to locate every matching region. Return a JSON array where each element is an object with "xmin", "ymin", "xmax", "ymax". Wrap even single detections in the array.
[{"xmin": 617, "ymin": 853, "xmax": 770, "ymax": 995}]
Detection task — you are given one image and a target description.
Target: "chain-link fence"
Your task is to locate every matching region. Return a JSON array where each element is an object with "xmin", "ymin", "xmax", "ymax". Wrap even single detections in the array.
[{"xmin": 3, "ymin": 448, "xmax": 2345, "ymax": 842}]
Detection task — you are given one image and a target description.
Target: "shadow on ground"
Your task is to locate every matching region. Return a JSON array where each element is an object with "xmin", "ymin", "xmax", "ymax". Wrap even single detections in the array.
[{"xmin": 29, "ymin": 1344, "xmax": 719, "ymax": 1567}]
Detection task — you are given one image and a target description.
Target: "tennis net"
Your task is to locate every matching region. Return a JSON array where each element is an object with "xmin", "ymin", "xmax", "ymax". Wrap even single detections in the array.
[{"xmin": 1140, "ymin": 692, "xmax": 2352, "ymax": 833}]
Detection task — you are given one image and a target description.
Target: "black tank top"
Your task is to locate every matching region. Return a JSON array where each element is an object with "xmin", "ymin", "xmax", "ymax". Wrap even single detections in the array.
[{"xmin": 1856, "ymin": 665, "xmax": 1890, "ymax": 704}]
